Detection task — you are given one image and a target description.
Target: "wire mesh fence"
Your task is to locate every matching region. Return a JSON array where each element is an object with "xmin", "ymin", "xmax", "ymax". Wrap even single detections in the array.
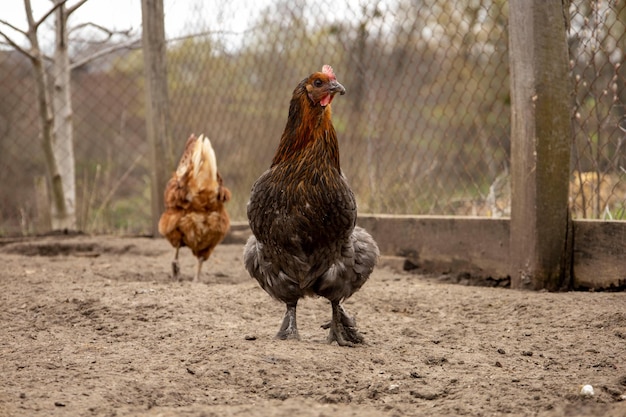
[
  {"xmin": 570, "ymin": 0, "xmax": 626, "ymax": 220},
  {"xmin": 0, "ymin": 0, "xmax": 625, "ymax": 237}
]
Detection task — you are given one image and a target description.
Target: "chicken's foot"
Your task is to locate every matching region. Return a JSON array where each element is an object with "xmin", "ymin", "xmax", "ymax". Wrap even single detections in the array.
[
  {"xmin": 323, "ymin": 301, "xmax": 364, "ymax": 347},
  {"xmin": 171, "ymin": 247, "xmax": 181, "ymax": 280},
  {"xmin": 276, "ymin": 303, "xmax": 300, "ymax": 340}
]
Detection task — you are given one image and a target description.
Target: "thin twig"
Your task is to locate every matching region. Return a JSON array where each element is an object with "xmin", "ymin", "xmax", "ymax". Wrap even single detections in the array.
[
  {"xmin": 0, "ymin": 29, "xmax": 35, "ymax": 59},
  {"xmin": 89, "ymin": 153, "xmax": 143, "ymax": 231},
  {"xmin": 85, "ymin": 164, "xmax": 102, "ymax": 230},
  {"xmin": 33, "ymin": 0, "xmax": 69, "ymax": 31},
  {"xmin": 0, "ymin": 18, "xmax": 28, "ymax": 36},
  {"xmin": 70, "ymin": 22, "xmax": 134, "ymax": 41},
  {"xmin": 166, "ymin": 26, "xmax": 259, "ymax": 44},
  {"xmin": 70, "ymin": 37, "xmax": 141, "ymax": 70},
  {"xmin": 66, "ymin": 0, "xmax": 89, "ymax": 16}
]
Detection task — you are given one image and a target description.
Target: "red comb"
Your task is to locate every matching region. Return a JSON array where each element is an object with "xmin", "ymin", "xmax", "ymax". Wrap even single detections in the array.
[{"xmin": 322, "ymin": 65, "xmax": 336, "ymax": 80}]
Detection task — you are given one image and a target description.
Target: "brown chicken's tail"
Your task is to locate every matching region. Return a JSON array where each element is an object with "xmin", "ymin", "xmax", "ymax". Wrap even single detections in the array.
[{"xmin": 190, "ymin": 134, "xmax": 219, "ymax": 190}]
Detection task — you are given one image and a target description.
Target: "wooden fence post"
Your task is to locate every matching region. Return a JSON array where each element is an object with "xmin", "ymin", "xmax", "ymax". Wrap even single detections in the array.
[
  {"xmin": 509, "ymin": 0, "xmax": 573, "ymax": 290},
  {"xmin": 141, "ymin": 0, "xmax": 171, "ymax": 237}
]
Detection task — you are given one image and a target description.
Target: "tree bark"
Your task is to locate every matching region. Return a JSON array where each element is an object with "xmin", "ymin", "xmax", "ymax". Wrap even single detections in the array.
[
  {"xmin": 51, "ymin": 0, "xmax": 77, "ymax": 230},
  {"xmin": 24, "ymin": 0, "xmax": 68, "ymax": 232}
]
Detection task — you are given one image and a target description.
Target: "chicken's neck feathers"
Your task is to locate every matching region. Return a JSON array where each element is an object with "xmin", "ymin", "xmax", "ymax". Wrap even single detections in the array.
[{"xmin": 271, "ymin": 85, "xmax": 340, "ymax": 170}]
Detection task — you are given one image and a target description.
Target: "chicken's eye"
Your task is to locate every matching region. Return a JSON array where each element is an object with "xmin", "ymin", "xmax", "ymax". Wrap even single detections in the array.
[{"xmin": 313, "ymin": 79, "xmax": 323, "ymax": 88}]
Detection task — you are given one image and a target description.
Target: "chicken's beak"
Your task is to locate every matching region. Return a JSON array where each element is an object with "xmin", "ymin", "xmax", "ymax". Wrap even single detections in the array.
[{"xmin": 330, "ymin": 80, "xmax": 346, "ymax": 96}]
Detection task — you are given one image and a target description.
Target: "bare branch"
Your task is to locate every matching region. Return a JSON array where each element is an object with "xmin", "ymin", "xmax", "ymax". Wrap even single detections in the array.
[
  {"xmin": 70, "ymin": 37, "xmax": 141, "ymax": 70},
  {"xmin": 0, "ymin": 19, "xmax": 28, "ymax": 37},
  {"xmin": 66, "ymin": 0, "xmax": 90, "ymax": 15},
  {"xmin": 0, "ymin": 29, "xmax": 36, "ymax": 60},
  {"xmin": 33, "ymin": 0, "xmax": 69, "ymax": 31},
  {"xmin": 166, "ymin": 28, "xmax": 254, "ymax": 44},
  {"xmin": 70, "ymin": 22, "xmax": 134, "ymax": 42},
  {"xmin": 24, "ymin": 0, "xmax": 37, "ymax": 29}
]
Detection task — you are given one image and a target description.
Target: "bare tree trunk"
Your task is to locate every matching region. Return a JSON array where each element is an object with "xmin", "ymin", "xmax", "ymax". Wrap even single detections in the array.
[
  {"xmin": 23, "ymin": 0, "xmax": 68, "ymax": 232},
  {"xmin": 51, "ymin": 0, "xmax": 77, "ymax": 230},
  {"xmin": 4, "ymin": 0, "xmax": 122, "ymax": 232}
]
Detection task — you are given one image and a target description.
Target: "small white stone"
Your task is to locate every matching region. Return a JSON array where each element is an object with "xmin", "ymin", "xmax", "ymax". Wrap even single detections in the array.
[
  {"xmin": 580, "ymin": 384, "xmax": 594, "ymax": 397},
  {"xmin": 388, "ymin": 384, "xmax": 400, "ymax": 394}
]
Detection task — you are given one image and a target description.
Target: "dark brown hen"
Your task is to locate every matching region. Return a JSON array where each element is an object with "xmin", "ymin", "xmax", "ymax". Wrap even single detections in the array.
[{"xmin": 243, "ymin": 65, "xmax": 379, "ymax": 346}]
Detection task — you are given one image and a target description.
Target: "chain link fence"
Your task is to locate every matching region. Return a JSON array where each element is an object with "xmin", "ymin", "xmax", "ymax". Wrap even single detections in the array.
[
  {"xmin": 1, "ymin": 0, "xmax": 625, "ymax": 237},
  {"xmin": 570, "ymin": 0, "xmax": 626, "ymax": 220}
]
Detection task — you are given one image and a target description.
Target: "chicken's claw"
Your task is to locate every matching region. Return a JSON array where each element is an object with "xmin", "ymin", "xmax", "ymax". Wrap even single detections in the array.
[{"xmin": 324, "ymin": 302, "xmax": 364, "ymax": 347}]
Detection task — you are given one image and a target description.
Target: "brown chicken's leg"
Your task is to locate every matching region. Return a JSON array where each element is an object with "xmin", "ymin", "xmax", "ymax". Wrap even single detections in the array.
[
  {"xmin": 172, "ymin": 247, "xmax": 181, "ymax": 280},
  {"xmin": 324, "ymin": 301, "xmax": 364, "ymax": 347},
  {"xmin": 194, "ymin": 258, "xmax": 204, "ymax": 282},
  {"xmin": 276, "ymin": 302, "xmax": 300, "ymax": 340}
]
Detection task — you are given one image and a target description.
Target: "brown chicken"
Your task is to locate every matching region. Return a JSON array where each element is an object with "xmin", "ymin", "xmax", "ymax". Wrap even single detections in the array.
[
  {"xmin": 158, "ymin": 134, "xmax": 231, "ymax": 282},
  {"xmin": 243, "ymin": 65, "xmax": 379, "ymax": 346}
]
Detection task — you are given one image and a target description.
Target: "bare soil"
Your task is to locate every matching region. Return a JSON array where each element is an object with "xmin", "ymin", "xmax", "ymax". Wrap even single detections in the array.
[{"xmin": 0, "ymin": 234, "xmax": 625, "ymax": 417}]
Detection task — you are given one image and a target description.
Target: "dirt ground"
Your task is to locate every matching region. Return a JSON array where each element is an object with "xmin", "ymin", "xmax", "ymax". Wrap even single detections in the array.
[{"xmin": 0, "ymin": 234, "xmax": 625, "ymax": 417}]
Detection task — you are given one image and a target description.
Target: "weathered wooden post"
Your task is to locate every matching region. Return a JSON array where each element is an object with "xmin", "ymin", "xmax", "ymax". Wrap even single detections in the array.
[
  {"xmin": 509, "ymin": 0, "xmax": 573, "ymax": 290},
  {"xmin": 141, "ymin": 0, "xmax": 172, "ymax": 236}
]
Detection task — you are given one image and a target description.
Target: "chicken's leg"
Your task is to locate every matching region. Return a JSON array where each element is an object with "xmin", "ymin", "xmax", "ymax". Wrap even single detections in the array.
[
  {"xmin": 194, "ymin": 258, "xmax": 204, "ymax": 282},
  {"xmin": 172, "ymin": 247, "xmax": 181, "ymax": 280},
  {"xmin": 276, "ymin": 302, "xmax": 300, "ymax": 340},
  {"xmin": 324, "ymin": 301, "xmax": 364, "ymax": 347}
]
